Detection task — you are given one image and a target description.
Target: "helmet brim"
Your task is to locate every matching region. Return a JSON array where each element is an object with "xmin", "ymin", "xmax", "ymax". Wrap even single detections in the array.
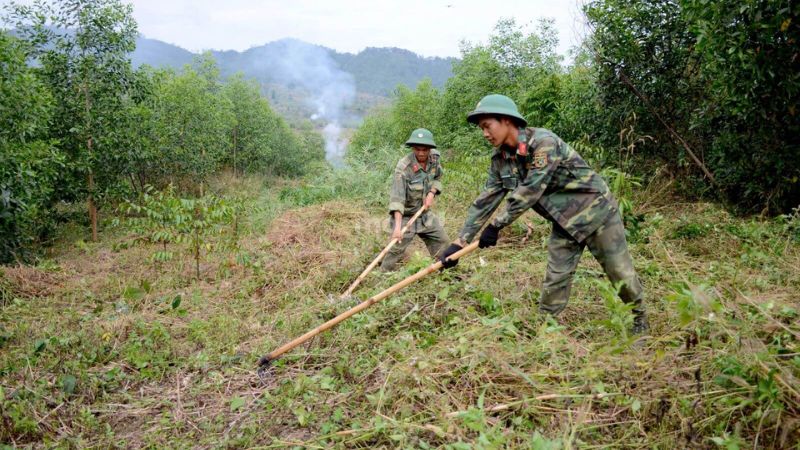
[
  {"xmin": 404, "ymin": 141, "xmax": 436, "ymax": 148},
  {"xmin": 467, "ymin": 110, "xmax": 527, "ymax": 127}
]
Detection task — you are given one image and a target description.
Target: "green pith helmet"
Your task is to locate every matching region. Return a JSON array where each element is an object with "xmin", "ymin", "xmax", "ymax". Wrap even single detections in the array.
[
  {"xmin": 404, "ymin": 128, "xmax": 437, "ymax": 148},
  {"xmin": 466, "ymin": 94, "xmax": 527, "ymax": 127}
]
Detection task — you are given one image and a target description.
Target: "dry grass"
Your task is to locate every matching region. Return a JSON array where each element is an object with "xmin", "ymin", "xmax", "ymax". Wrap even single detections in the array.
[
  {"xmin": 0, "ymin": 265, "xmax": 63, "ymax": 299},
  {"xmin": 1, "ymin": 172, "xmax": 798, "ymax": 448}
]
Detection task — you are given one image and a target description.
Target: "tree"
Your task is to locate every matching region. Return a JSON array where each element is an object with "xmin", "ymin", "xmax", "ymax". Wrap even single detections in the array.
[
  {"xmin": 150, "ymin": 56, "xmax": 234, "ymax": 192},
  {"xmin": 585, "ymin": 0, "xmax": 800, "ymax": 213},
  {"xmin": 438, "ymin": 18, "xmax": 563, "ymax": 151},
  {"xmin": 0, "ymin": 31, "xmax": 62, "ymax": 262},
  {"xmin": 6, "ymin": 0, "xmax": 138, "ymax": 240},
  {"xmin": 683, "ymin": 0, "xmax": 800, "ymax": 212}
]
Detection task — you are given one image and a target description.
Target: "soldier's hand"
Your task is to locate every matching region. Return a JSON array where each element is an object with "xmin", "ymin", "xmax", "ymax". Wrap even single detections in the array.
[
  {"xmin": 424, "ymin": 191, "xmax": 436, "ymax": 209},
  {"xmin": 391, "ymin": 228, "xmax": 404, "ymax": 242},
  {"xmin": 479, "ymin": 224, "xmax": 501, "ymax": 248},
  {"xmin": 439, "ymin": 243, "xmax": 463, "ymax": 269}
]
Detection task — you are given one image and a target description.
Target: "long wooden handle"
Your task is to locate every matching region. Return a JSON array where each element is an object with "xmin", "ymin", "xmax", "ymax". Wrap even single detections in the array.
[
  {"xmin": 340, "ymin": 206, "xmax": 427, "ymax": 298},
  {"xmin": 260, "ymin": 241, "xmax": 479, "ymax": 366}
]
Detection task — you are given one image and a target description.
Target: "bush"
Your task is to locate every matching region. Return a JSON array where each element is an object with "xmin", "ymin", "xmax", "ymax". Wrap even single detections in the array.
[{"xmin": 0, "ymin": 32, "xmax": 61, "ymax": 262}]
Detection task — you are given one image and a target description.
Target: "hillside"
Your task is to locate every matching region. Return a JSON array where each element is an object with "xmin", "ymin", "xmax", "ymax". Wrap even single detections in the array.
[
  {"xmin": 1, "ymin": 156, "xmax": 798, "ymax": 446},
  {"xmin": 3, "ymin": 1, "xmax": 798, "ymax": 447}
]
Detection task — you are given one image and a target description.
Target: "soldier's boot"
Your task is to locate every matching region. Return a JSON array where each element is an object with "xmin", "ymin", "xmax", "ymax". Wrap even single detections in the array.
[
  {"xmin": 379, "ymin": 255, "xmax": 400, "ymax": 272},
  {"xmin": 631, "ymin": 310, "xmax": 649, "ymax": 335}
]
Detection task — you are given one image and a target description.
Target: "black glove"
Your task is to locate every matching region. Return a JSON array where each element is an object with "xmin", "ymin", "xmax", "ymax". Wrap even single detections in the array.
[
  {"xmin": 439, "ymin": 243, "xmax": 463, "ymax": 269},
  {"xmin": 479, "ymin": 224, "xmax": 501, "ymax": 248}
]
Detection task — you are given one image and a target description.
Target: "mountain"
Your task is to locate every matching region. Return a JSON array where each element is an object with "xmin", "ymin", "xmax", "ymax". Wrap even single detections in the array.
[
  {"xmin": 132, "ymin": 37, "xmax": 456, "ymax": 97},
  {"xmin": 333, "ymin": 46, "xmax": 454, "ymax": 97},
  {"xmin": 132, "ymin": 37, "xmax": 195, "ymax": 69}
]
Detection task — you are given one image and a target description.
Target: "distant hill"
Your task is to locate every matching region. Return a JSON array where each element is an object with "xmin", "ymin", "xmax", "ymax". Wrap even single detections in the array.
[
  {"xmin": 131, "ymin": 37, "xmax": 195, "ymax": 69},
  {"xmin": 132, "ymin": 36, "xmax": 455, "ymax": 97},
  {"xmin": 332, "ymin": 46, "xmax": 454, "ymax": 97}
]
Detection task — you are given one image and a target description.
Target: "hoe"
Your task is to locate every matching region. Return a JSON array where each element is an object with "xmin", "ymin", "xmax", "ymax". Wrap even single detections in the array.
[{"xmin": 257, "ymin": 241, "xmax": 479, "ymax": 375}]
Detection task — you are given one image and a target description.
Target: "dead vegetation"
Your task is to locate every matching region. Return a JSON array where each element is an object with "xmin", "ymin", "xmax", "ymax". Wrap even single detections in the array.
[
  {"xmin": 1, "ymin": 173, "xmax": 798, "ymax": 448},
  {"xmin": 0, "ymin": 265, "xmax": 63, "ymax": 300}
]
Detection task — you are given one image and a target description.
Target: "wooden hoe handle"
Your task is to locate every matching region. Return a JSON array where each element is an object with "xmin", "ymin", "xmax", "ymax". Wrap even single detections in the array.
[
  {"xmin": 258, "ymin": 241, "xmax": 479, "ymax": 369},
  {"xmin": 339, "ymin": 206, "xmax": 427, "ymax": 299}
]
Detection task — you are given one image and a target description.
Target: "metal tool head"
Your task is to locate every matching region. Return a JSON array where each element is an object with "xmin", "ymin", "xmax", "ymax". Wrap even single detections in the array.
[{"xmin": 256, "ymin": 355, "xmax": 273, "ymax": 382}]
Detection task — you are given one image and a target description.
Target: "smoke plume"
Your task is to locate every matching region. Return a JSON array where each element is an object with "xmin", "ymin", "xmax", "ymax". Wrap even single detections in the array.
[{"xmin": 252, "ymin": 39, "xmax": 354, "ymax": 167}]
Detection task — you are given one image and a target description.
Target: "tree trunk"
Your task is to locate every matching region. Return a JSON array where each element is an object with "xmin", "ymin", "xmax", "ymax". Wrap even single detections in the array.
[
  {"xmin": 194, "ymin": 242, "xmax": 200, "ymax": 279},
  {"xmin": 82, "ymin": 82, "xmax": 98, "ymax": 241},
  {"xmin": 87, "ymin": 138, "xmax": 98, "ymax": 242},
  {"xmin": 233, "ymin": 126, "xmax": 238, "ymax": 178}
]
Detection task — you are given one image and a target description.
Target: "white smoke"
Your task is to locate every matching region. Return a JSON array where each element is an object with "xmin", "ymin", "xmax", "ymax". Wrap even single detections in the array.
[
  {"xmin": 323, "ymin": 123, "xmax": 346, "ymax": 167},
  {"xmin": 254, "ymin": 39, "xmax": 354, "ymax": 167}
]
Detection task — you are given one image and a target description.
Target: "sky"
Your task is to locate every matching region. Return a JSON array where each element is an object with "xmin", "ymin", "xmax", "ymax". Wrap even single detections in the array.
[{"xmin": 127, "ymin": 0, "xmax": 588, "ymax": 58}]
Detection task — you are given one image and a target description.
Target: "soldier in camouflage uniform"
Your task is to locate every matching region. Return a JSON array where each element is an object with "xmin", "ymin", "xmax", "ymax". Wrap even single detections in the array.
[
  {"xmin": 380, "ymin": 128, "xmax": 450, "ymax": 271},
  {"xmin": 439, "ymin": 94, "xmax": 648, "ymax": 333}
]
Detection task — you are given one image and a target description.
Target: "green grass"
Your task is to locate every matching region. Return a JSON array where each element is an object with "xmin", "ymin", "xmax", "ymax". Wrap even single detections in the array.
[{"xmin": 1, "ymin": 165, "xmax": 798, "ymax": 448}]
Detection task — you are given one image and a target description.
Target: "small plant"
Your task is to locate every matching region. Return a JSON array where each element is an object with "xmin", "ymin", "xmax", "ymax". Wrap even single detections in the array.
[
  {"xmin": 666, "ymin": 282, "xmax": 722, "ymax": 326},
  {"xmin": 118, "ymin": 184, "xmax": 236, "ymax": 279},
  {"xmin": 600, "ymin": 167, "xmax": 642, "ymax": 220},
  {"xmin": 778, "ymin": 205, "xmax": 800, "ymax": 242},
  {"xmin": 672, "ymin": 220, "xmax": 712, "ymax": 239},
  {"xmin": 570, "ymin": 138, "xmax": 608, "ymax": 168},
  {"xmin": 710, "ymin": 433, "xmax": 745, "ymax": 450},
  {"xmin": 595, "ymin": 279, "xmax": 635, "ymax": 344}
]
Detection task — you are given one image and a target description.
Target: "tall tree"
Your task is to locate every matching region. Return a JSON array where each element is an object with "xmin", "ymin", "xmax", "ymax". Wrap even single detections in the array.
[
  {"xmin": 585, "ymin": 0, "xmax": 800, "ymax": 212},
  {"xmin": 150, "ymin": 56, "xmax": 234, "ymax": 192},
  {"xmin": 0, "ymin": 31, "xmax": 61, "ymax": 262},
  {"xmin": 6, "ymin": 0, "xmax": 138, "ymax": 240}
]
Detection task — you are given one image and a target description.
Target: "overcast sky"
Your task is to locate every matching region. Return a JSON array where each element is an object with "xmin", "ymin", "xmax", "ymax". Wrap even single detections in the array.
[{"xmin": 126, "ymin": 0, "xmax": 588, "ymax": 58}]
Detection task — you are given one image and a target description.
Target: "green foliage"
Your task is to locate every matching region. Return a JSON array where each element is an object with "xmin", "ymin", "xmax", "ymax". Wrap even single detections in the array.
[
  {"xmin": 278, "ymin": 156, "xmax": 390, "ymax": 208},
  {"xmin": 5, "ymin": 0, "xmax": 139, "ymax": 226},
  {"xmin": 122, "ymin": 62, "xmax": 323, "ymax": 189},
  {"xmin": 778, "ymin": 206, "xmax": 800, "ymax": 242},
  {"xmin": 438, "ymin": 18, "xmax": 564, "ymax": 150},
  {"xmin": 585, "ymin": 0, "xmax": 800, "ymax": 213},
  {"xmin": 119, "ymin": 185, "xmax": 237, "ymax": 278},
  {"xmin": 348, "ymin": 79, "xmax": 442, "ymax": 162},
  {"xmin": 121, "ymin": 320, "xmax": 173, "ymax": 379},
  {"xmin": 0, "ymin": 32, "xmax": 61, "ymax": 262},
  {"xmin": 595, "ymin": 279, "xmax": 635, "ymax": 344},
  {"xmin": 667, "ymin": 282, "xmax": 722, "ymax": 326},
  {"xmin": 600, "ymin": 168, "xmax": 641, "ymax": 220},
  {"xmin": 347, "ymin": 107, "xmax": 400, "ymax": 161},
  {"xmin": 147, "ymin": 55, "xmax": 235, "ymax": 188},
  {"xmin": 683, "ymin": 0, "xmax": 800, "ymax": 213},
  {"xmin": 672, "ymin": 220, "xmax": 712, "ymax": 239},
  {"xmin": 1, "ymin": 4, "xmax": 325, "ymax": 258},
  {"xmin": 350, "ymin": 18, "xmax": 573, "ymax": 159}
]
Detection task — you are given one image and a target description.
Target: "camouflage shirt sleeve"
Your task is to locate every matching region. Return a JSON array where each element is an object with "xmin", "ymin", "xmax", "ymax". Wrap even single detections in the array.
[
  {"xmin": 458, "ymin": 163, "xmax": 508, "ymax": 243},
  {"xmin": 388, "ymin": 167, "xmax": 407, "ymax": 214},
  {"xmin": 492, "ymin": 138, "xmax": 560, "ymax": 229}
]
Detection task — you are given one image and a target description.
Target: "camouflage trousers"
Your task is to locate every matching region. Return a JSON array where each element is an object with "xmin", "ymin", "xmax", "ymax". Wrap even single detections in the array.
[
  {"xmin": 380, "ymin": 212, "xmax": 449, "ymax": 271},
  {"xmin": 539, "ymin": 211, "xmax": 645, "ymax": 316}
]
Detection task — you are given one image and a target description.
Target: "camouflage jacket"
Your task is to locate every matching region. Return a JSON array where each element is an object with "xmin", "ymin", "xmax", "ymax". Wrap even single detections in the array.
[
  {"xmin": 388, "ymin": 150, "xmax": 443, "ymax": 216},
  {"xmin": 459, "ymin": 128, "xmax": 617, "ymax": 243}
]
